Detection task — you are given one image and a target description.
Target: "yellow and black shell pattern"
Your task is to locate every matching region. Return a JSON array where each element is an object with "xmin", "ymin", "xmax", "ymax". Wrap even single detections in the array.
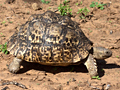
[{"xmin": 7, "ymin": 11, "xmax": 93, "ymax": 66}]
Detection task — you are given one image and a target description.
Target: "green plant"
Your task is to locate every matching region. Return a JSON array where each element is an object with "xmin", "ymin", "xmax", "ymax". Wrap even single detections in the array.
[
  {"xmin": 0, "ymin": 42, "xmax": 8, "ymax": 54},
  {"xmin": 41, "ymin": 0, "xmax": 50, "ymax": 4},
  {"xmin": 9, "ymin": 21, "xmax": 13, "ymax": 23},
  {"xmin": 102, "ymin": 69, "xmax": 104, "ymax": 71},
  {"xmin": 116, "ymin": 56, "xmax": 119, "ymax": 58},
  {"xmin": 48, "ymin": 7, "xmax": 51, "ymax": 9},
  {"xmin": 1, "ymin": 21, "xmax": 6, "ymax": 24},
  {"xmin": 108, "ymin": 20, "xmax": 112, "ymax": 23},
  {"xmin": 0, "ymin": 33, "xmax": 8, "ymax": 54},
  {"xmin": 80, "ymin": 1, "xmax": 83, "ymax": 5},
  {"xmin": 0, "ymin": 33, "xmax": 5, "ymax": 37},
  {"xmin": 7, "ymin": 20, "xmax": 13, "ymax": 23},
  {"xmin": 58, "ymin": 0, "xmax": 72, "ymax": 16},
  {"xmin": 92, "ymin": 76, "xmax": 101, "ymax": 80},
  {"xmin": 77, "ymin": 7, "xmax": 90, "ymax": 19},
  {"xmin": 37, "ymin": 83, "xmax": 40, "ymax": 85},
  {"xmin": 90, "ymin": 2, "xmax": 106, "ymax": 10},
  {"xmin": 75, "ymin": 1, "xmax": 82, "ymax": 6},
  {"xmin": 47, "ymin": 7, "xmax": 51, "ymax": 10},
  {"xmin": 89, "ymin": 30, "xmax": 92, "ymax": 33},
  {"xmin": 75, "ymin": 3, "xmax": 79, "ymax": 6}
]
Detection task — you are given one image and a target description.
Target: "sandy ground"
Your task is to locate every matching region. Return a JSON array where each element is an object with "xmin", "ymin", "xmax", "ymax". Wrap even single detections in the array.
[{"xmin": 0, "ymin": 0, "xmax": 120, "ymax": 90}]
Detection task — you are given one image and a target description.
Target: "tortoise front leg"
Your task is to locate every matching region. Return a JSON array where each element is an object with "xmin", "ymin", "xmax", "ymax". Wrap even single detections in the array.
[
  {"xmin": 8, "ymin": 57, "xmax": 22, "ymax": 73},
  {"xmin": 84, "ymin": 54, "xmax": 98, "ymax": 78}
]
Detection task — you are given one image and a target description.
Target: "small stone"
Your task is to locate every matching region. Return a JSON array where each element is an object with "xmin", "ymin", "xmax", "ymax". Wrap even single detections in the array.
[
  {"xmin": 72, "ymin": 78, "xmax": 76, "ymax": 82},
  {"xmin": 110, "ymin": 30, "xmax": 113, "ymax": 34},
  {"xmin": 32, "ymin": 3, "xmax": 40, "ymax": 10},
  {"xmin": 67, "ymin": 81, "xmax": 69, "ymax": 85},
  {"xmin": 105, "ymin": 84, "xmax": 111, "ymax": 90}
]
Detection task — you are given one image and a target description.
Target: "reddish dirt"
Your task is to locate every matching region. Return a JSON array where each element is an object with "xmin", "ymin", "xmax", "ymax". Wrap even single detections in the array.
[{"xmin": 0, "ymin": 0, "xmax": 120, "ymax": 90}]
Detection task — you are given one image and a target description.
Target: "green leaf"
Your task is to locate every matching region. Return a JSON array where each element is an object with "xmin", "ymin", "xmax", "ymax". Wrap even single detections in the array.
[
  {"xmin": 0, "ymin": 45, "xmax": 2, "ymax": 48},
  {"xmin": 9, "ymin": 21, "xmax": 13, "ymax": 23},
  {"xmin": 92, "ymin": 76, "xmax": 96, "ymax": 79},
  {"xmin": 96, "ymin": 2, "xmax": 98, "ymax": 5},
  {"xmin": 90, "ymin": 2, "xmax": 96, "ymax": 8},
  {"xmin": 2, "ymin": 49, "xmax": 5, "ymax": 53},
  {"xmin": 116, "ymin": 56, "xmax": 119, "ymax": 58},
  {"xmin": 92, "ymin": 76, "xmax": 101, "ymax": 80},
  {"xmin": 58, "ymin": 0, "xmax": 72, "ymax": 16},
  {"xmin": 4, "ymin": 42, "xmax": 7, "ymax": 45},
  {"xmin": 46, "ymin": 1, "xmax": 50, "ymax": 4},
  {"xmin": 41, "ymin": 0, "xmax": 50, "ymax": 4},
  {"xmin": 100, "ymin": 7, "xmax": 104, "ymax": 10},
  {"xmin": 90, "ymin": 4, "xmax": 95, "ymax": 8},
  {"xmin": 5, "ymin": 50, "xmax": 8, "ymax": 54},
  {"xmin": 1, "ymin": 21, "xmax": 6, "ymax": 24},
  {"xmin": 41, "ymin": 0, "xmax": 45, "ymax": 3},
  {"xmin": 75, "ymin": 3, "xmax": 79, "ymax": 6},
  {"xmin": 97, "ymin": 77, "xmax": 101, "ymax": 80},
  {"xmin": 77, "ymin": 11, "xmax": 79, "ymax": 14}
]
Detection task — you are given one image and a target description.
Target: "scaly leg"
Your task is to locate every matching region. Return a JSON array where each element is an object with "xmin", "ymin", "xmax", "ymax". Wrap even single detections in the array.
[
  {"xmin": 84, "ymin": 54, "xmax": 98, "ymax": 78},
  {"xmin": 8, "ymin": 57, "xmax": 22, "ymax": 73}
]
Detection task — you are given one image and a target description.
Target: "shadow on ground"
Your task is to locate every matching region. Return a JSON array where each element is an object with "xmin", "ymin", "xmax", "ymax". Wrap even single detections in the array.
[{"xmin": 18, "ymin": 59, "xmax": 120, "ymax": 78}]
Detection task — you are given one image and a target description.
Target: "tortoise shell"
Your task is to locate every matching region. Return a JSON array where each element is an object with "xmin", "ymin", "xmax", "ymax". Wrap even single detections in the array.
[{"xmin": 7, "ymin": 11, "xmax": 93, "ymax": 66}]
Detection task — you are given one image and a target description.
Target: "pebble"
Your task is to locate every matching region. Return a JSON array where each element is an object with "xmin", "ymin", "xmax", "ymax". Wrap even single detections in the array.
[
  {"xmin": 110, "ymin": 30, "xmax": 113, "ymax": 34},
  {"xmin": 32, "ymin": 3, "xmax": 40, "ymax": 10},
  {"xmin": 72, "ymin": 78, "xmax": 76, "ymax": 82},
  {"xmin": 105, "ymin": 84, "xmax": 111, "ymax": 90}
]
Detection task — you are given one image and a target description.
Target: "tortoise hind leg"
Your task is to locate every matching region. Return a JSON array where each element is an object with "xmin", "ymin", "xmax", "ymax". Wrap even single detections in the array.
[
  {"xmin": 8, "ymin": 57, "xmax": 22, "ymax": 73},
  {"xmin": 84, "ymin": 54, "xmax": 98, "ymax": 78}
]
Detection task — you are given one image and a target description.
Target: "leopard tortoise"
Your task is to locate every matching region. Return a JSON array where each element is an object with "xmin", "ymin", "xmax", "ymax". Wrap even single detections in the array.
[{"xmin": 7, "ymin": 11, "xmax": 112, "ymax": 78}]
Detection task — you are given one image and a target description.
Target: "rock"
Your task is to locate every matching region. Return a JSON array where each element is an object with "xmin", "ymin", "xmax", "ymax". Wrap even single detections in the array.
[{"xmin": 32, "ymin": 3, "xmax": 41, "ymax": 10}]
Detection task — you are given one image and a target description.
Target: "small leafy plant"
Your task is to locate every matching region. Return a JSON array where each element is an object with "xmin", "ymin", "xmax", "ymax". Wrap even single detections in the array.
[
  {"xmin": 7, "ymin": 20, "xmax": 13, "ymax": 23},
  {"xmin": 58, "ymin": 0, "xmax": 72, "ymax": 16},
  {"xmin": 80, "ymin": 1, "xmax": 83, "ymax": 5},
  {"xmin": 116, "ymin": 56, "xmax": 119, "ymax": 58},
  {"xmin": 77, "ymin": 7, "xmax": 90, "ymax": 19},
  {"xmin": 1, "ymin": 21, "xmax": 6, "ymax": 24},
  {"xmin": 75, "ymin": 1, "xmax": 83, "ymax": 6},
  {"xmin": 0, "ymin": 33, "xmax": 8, "ymax": 54},
  {"xmin": 92, "ymin": 76, "xmax": 101, "ymax": 80},
  {"xmin": 0, "ymin": 33, "xmax": 5, "ymax": 37},
  {"xmin": 75, "ymin": 2, "xmax": 79, "ymax": 6},
  {"xmin": 90, "ymin": 2, "xmax": 106, "ymax": 10},
  {"xmin": 41, "ymin": 0, "xmax": 50, "ymax": 4},
  {"xmin": 0, "ymin": 42, "xmax": 8, "ymax": 54}
]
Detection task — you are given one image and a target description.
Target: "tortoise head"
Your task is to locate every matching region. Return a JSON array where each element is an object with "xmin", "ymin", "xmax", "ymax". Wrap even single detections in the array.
[{"xmin": 92, "ymin": 47, "xmax": 112, "ymax": 60}]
